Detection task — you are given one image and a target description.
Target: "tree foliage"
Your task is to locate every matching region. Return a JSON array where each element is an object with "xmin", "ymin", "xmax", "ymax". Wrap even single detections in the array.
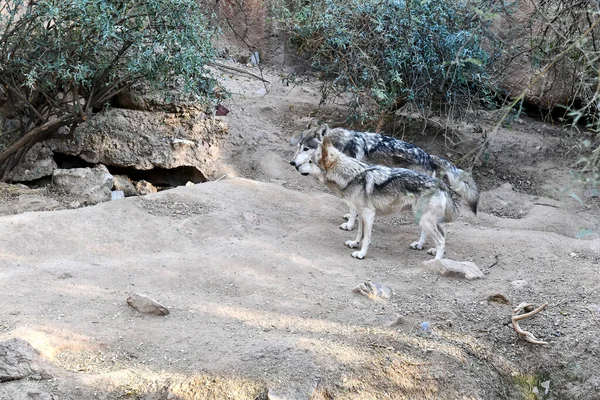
[
  {"xmin": 0, "ymin": 0, "xmax": 219, "ymax": 178},
  {"xmin": 285, "ymin": 0, "xmax": 499, "ymax": 122}
]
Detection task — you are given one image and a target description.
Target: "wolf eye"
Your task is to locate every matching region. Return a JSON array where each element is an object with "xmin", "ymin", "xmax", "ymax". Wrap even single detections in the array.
[
  {"xmin": 303, "ymin": 147, "xmax": 309, "ymax": 151},
  {"xmin": 309, "ymin": 160, "xmax": 313, "ymax": 163}
]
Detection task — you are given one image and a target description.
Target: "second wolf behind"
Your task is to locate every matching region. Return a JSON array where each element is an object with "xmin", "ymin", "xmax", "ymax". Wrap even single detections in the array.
[
  {"xmin": 290, "ymin": 121, "xmax": 478, "ymax": 229},
  {"xmin": 298, "ymin": 136, "xmax": 460, "ymax": 260}
]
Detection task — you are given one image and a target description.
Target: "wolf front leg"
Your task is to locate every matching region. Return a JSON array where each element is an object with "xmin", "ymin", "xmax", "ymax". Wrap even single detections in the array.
[
  {"xmin": 340, "ymin": 204, "xmax": 357, "ymax": 231},
  {"xmin": 351, "ymin": 208, "xmax": 376, "ymax": 259},
  {"xmin": 410, "ymin": 230, "xmax": 427, "ymax": 250},
  {"xmin": 345, "ymin": 211, "xmax": 363, "ymax": 249}
]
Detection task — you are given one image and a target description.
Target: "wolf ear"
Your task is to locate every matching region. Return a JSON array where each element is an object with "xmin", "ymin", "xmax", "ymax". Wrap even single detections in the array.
[
  {"xmin": 316, "ymin": 124, "xmax": 329, "ymax": 140},
  {"xmin": 306, "ymin": 118, "xmax": 319, "ymax": 129},
  {"xmin": 321, "ymin": 136, "xmax": 333, "ymax": 160}
]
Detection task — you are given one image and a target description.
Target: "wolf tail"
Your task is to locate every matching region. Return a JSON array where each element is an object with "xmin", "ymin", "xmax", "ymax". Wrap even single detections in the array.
[
  {"xmin": 430, "ymin": 155, "xmax": 479, "ymax": 214},
  {"xmin": 442, "ymin": 185, "xmax": 461, "ymax": 223}
]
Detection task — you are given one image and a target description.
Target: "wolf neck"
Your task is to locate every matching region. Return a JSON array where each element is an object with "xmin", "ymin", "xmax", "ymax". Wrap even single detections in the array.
[
  {"xmin": 326, "ymin": 129, "xmax": 364, "ymax": 159},
  {"xmin": 323, "ymin": 148, "xmax": 365, "ymax": 190}
]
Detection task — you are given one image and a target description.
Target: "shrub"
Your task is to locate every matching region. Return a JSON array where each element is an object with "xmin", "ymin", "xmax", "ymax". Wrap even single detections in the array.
[{"xmin": 285, "ymin": 0, "xmax": 499, "ymax": 122}]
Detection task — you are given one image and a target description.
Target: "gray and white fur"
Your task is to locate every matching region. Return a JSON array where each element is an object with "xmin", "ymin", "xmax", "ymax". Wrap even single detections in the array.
[
  {"xmin": 297, "ymin": 136, "xmax": 460, "ymax": 260},
  {"xmin": 290, "ymin": 121, "xmax": 478, "ymax": 230}
]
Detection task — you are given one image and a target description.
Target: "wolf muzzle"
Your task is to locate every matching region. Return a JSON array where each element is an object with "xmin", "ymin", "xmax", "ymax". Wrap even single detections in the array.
[{"xmin": 290, "ymin": 161, "xmax": 310, "ymax": 176}]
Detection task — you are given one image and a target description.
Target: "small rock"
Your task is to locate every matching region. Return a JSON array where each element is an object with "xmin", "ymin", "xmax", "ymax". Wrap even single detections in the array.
[
  {"xmin": 171, "ymin": 139, "xmax": 195, "ymax": 147},
  {"xmin": 423, "ymin": 259, "xmax": 484, "ymax": 280},
  {"xmin": 111, "ymin": 190, "xmax": 125, "ymax": 201},
  {"xmin": 57, "ymin": 272, "xmax": 73, "ymax": 280},
  {"xmin": 113, "ymin": 175, "xmax": 137, "ymax": 196},
  {"xmin": 185, "ymin": 181, "xmax": 195, "ymax": 187},
  {"xmin": 583, "ymin": 188, "xmax": 599, "ymax": 198},
  {"xmin": 565, "ymin": 363, "xmax": 585, "ymax": 383},
  {"xmin": 126, "ymin": 293, "xmax": 170, "ymax": 316},
  {"xmin": 352, "ymin": 281, "xmax": 392, "ymax": 300},
  {"xmin": 135, "ymin": 180, "xmax": 158, "ymax": 195},
  {"xmin": 388, "ymin": 316, "xmax": 405, "ymax": 327},
  {"xmin": 215, "ymin": 104, "xmax": 230, "ymax": 116},
  {"xmin": 267, "ymin": 385, "xmax": 315, "ymax": 400},
  {"xmin": 236, "ymin": 54, "xmax": 249, "ymax": 64},
  {"xmin": 242, "ymin": 212, "xmax": 260, "ymax": 226},
  {"xmin": 419, "ymin": 321, "xmax": 431, "ymax": 335},
  {"xmin": 540, "ymin": 380, "xmax": 550, "ymax": 395},
  {"xmin": 487, "ymin": 293, "xmax": 511, "ymax": 305},
  {"xmin": 511, "ymin": 280, "xmax": 530, "ymax": 290},
  {"xmin": 256, "ymin": 87, "xmax": 267, "ymax": 96},
  {"xmin": 588, "ymin": 304, "xmax": 600, "ymax": 314}
]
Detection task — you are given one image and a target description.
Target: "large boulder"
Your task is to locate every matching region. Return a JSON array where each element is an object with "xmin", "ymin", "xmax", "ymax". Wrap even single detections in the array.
[
  {"xmin": 48, "ymin": 108, "xmax": 228, "ymax": 176},
  {"xmin": 0, "ymin": 338, "xmax": 46, "ymax": 382},
  {"xmin": 51, "ymin": 164, "xmax": 114, "ymax": 204},
  {"xmin": 6, "ymin": 143, "xmax": 56, "ymax": 182},
  {"xmin": 492, "ymin": 1, "xmax": 579, "ymax": 108}
]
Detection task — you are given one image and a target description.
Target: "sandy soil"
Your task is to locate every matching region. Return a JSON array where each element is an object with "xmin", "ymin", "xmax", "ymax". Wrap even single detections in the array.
[{"xmin": 1, "ymin": 64, "xmax": 600, "ymax": 400}]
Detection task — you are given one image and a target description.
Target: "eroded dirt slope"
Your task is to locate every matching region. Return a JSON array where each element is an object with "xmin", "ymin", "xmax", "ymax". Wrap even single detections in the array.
[{"xmin": 1, "ymin": 64, "xmax": 599, "ymax": 399}]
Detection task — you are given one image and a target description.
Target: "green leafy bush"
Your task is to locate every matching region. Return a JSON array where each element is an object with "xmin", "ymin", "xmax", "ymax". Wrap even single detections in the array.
[
  {"xmin": 286, "ymin": 0, "xmax": 498, "ymax": 120},
  {"xmin": 0, "ymin": 0, "xmax": 219, "ymax": 177}
]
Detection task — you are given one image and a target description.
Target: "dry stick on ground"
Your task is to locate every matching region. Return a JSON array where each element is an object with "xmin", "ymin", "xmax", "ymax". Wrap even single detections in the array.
[
  {"xmin": 207, "ymin": 61, "xmax": 271, "ymax": 84},
  {"xmin": 511, "ymin": 302, "xmax": 549, "ymax": 345}
]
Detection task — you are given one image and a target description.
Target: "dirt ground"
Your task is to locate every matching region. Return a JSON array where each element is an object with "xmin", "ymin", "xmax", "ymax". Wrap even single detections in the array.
[{"xmin": 1, "ymin": 63, "xmax": 600, "ymax": 400}]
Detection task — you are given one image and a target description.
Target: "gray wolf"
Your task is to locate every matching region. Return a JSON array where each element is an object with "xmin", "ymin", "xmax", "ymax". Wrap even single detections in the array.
[
  {"xmin": 297, "ymin": 136, "xmax": 460, "ymax": 260},
  {"xmin": 290, "ymin": 121, "xmax": 478, "ymax": 230}
]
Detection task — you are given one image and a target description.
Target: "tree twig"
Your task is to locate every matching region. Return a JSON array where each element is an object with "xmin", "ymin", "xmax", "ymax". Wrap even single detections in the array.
[{"xmin": 207, "ymin": 61, "xmax": 271, "ymax": 84}]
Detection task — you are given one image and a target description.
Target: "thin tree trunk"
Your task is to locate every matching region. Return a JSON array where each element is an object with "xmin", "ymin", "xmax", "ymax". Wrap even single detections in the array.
[{"xmin": 0, "ymin": 114, "xmax": 85, "ymax": 180}]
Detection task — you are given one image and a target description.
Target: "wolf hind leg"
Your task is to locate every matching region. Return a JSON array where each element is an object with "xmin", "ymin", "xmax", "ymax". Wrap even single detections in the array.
[
  {"xmin": 351, "ymin": 208, "xmax": 376, "ymax": 259},
  {"xmin": 419, "ymin": 212, "xmax": 446, "ymax": 259}
]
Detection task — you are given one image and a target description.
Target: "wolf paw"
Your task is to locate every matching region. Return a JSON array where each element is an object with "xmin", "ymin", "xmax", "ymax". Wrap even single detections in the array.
[
  {"xmin": 339, "ymin": 222, "xmax": 354, "ymax": 231},
  {"xmin": 410, "ymin": 242, "xmax": 423, "ymax": 250},
  {"xmin": 345, "ymin": 240, "xmax": 359, "ymax": 248},
  {"xmin": 427, "ymin": 248, "xmax": 437, "ymax": 256},
  {"xmin": 351, "ymin": 251, "xmax": 366, "ymax": 259}
]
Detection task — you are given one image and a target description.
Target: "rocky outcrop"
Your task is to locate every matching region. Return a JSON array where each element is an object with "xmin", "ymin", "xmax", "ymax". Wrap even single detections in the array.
[
  {"xmin": 492, "ymin": 0, "xmax": 580, "ymax": 108},
  {"xmin": 48, "ymin": 108, "xmax": 228, "ymax": 176},
  {"xmin": 51, "ymin": 164, "xmax": 114, "ymax": 204}
]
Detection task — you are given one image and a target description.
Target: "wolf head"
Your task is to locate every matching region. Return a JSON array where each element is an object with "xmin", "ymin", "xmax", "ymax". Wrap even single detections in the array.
[
  {"xmin": 295, "ymin": 135, "xmax": 337, "ymax": 178},
  {"xmin": 289, "ymin": 121, "xmax": 329, "ymax": 171}
]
